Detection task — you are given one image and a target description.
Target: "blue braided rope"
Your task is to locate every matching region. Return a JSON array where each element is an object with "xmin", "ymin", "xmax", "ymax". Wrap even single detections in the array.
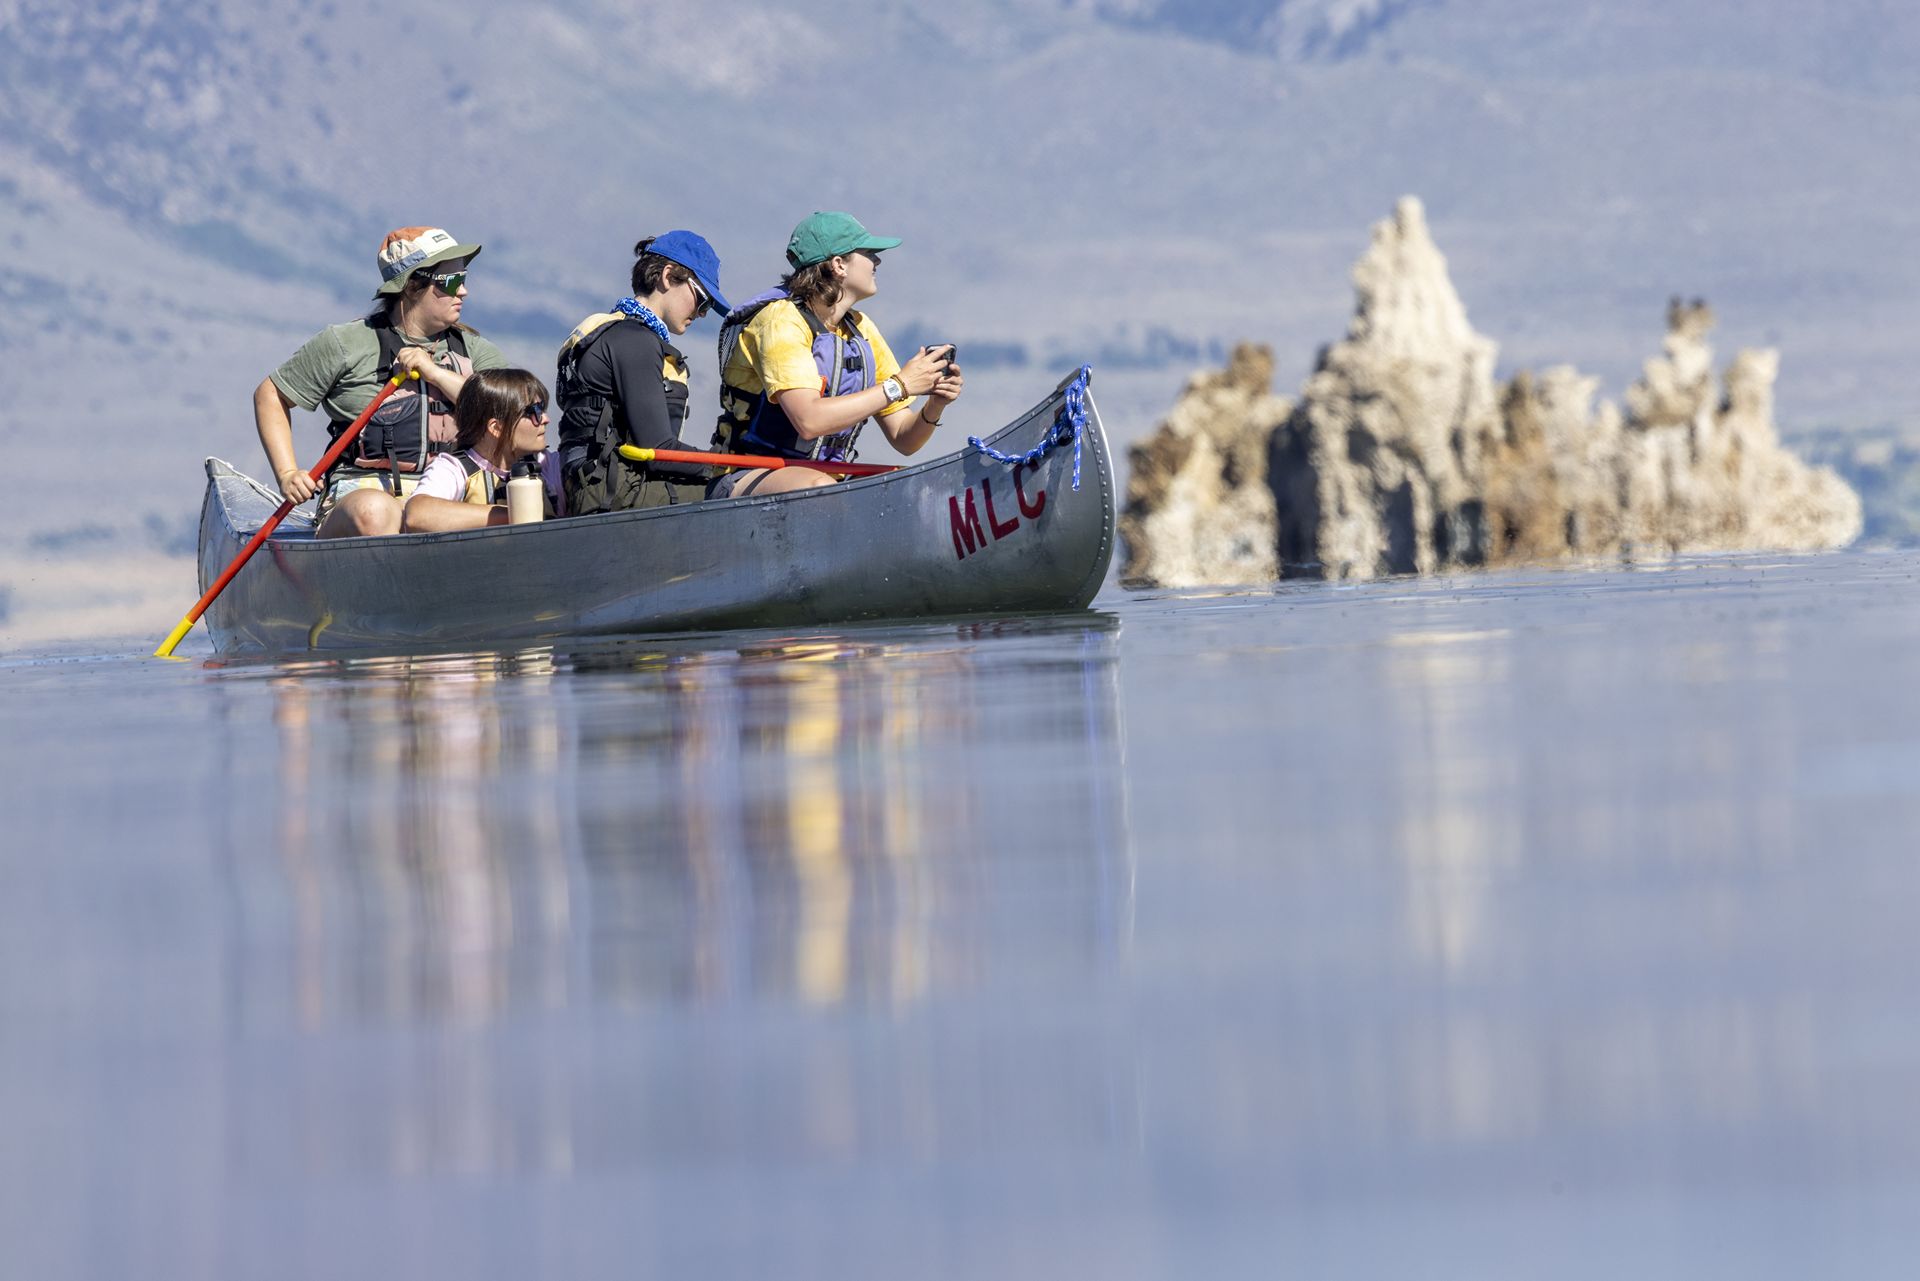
[
  {"xmin": 966, "ymin": 364, "xmax": 1091, "ymax": 492},
  {"xmin": 612, "ymin": 297, "xmax": 672, "ymax": 343}
]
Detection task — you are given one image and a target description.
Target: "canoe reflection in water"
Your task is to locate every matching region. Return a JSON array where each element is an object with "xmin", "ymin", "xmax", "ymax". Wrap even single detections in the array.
[{"xmin": 213, "ymin": 617, "xmax": 1135, "ymax": 1176}]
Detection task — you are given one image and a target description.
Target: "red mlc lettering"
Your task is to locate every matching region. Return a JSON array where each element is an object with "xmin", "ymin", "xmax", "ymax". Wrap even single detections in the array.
[
  {"xmin": 982, "ymin": 477, "xmax": 1019, "ymax": 540},
  {"xmin": 950, "ymin": 489, "xmax": 985, "ymax": 560},
  {"xmin": 1015, "ymin": 463, "xmax": 1046, "ymax": 519}
]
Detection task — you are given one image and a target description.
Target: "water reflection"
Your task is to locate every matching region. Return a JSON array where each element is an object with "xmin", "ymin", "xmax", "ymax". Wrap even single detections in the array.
[
  {"xmin": 249, "ymin": 659, "xmax": 573, "ymax": 1030},
  {"xmin": 1132, "ymin": 573, "xmax": 1864, "ymax": 1192},
  {"xmin": 15, "ymin": 557, "xmax": 1920, "ymax": 1272},
  {"xmin": 214, "ymin": 619, "xmax": 1136, "ymax": 1175},
  {"xmin": 1382, "ymin": 627, "xmax": 1523, "ymax": 976}
]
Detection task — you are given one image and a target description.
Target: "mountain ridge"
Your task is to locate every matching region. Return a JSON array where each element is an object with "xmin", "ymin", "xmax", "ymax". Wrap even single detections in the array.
[{"xmin": 1, "ymin": 0, "xmax": 1915, "ymax": 643}]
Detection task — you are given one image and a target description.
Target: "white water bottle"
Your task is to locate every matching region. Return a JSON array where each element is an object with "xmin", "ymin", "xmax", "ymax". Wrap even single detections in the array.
[{"xmin": 507, "ymin": 461, "xmax": 544, "ymax": 526}]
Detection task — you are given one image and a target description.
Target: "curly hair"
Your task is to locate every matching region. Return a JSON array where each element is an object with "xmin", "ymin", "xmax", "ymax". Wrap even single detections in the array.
[{"xmin": 780, "ymin": 260, "xmax": 843, "ymax": 313}]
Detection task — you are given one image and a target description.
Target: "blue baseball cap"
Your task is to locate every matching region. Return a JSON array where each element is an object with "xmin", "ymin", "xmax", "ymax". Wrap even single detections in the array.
[{"xmin": 648, "ymin": 230, "xmax": 731, "ymax": 316}]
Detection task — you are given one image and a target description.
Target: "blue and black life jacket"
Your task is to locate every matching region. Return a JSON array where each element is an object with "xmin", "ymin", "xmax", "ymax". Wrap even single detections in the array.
[{"xmin": 713, "ymin": 290, "xmax": 875, "ymax": 463}]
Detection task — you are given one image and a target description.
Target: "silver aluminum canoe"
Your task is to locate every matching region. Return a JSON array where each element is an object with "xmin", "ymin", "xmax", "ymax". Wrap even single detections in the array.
[{"xmin": 196, "ymin": 369, "xmax": 1116, "ymax": 654}]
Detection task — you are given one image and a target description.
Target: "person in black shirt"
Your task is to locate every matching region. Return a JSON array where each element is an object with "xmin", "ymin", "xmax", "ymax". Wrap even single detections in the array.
[{"xmin": 554, "ymin": 230, "xmax": 732, "ymax": 515}]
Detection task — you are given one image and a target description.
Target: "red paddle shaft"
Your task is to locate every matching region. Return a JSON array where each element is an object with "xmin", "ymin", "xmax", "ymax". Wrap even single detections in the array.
[
  {"xmin": 618, "ymin": 444, "xmax": 899, "ymax": 477},
  {"xmin": 153, "ymin": 372, "xmax": 415, "ymax": 656}
]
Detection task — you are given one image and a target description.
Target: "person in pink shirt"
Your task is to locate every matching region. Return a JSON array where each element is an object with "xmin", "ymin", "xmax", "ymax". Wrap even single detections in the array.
[{"xmin": 401, "ymin": 369, "xmax": 553, "ymax": 532}]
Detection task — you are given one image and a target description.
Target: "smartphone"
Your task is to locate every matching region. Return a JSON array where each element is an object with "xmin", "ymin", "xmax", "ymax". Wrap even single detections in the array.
[{"xmin": 937, "ymin": 344, "xmax": 958, "ymax": 369}]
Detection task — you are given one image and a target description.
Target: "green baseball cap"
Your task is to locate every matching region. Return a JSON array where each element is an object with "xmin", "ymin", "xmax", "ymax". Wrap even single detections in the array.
[{"xmin": 786, "ymin": 211, "xmax": 902, "ymax": 268}]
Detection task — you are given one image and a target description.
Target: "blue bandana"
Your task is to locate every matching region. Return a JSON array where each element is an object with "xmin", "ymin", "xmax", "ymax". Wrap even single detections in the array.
[{"xmin": 613, "ymin": 297, "xmax": 671, "ymax": 343}]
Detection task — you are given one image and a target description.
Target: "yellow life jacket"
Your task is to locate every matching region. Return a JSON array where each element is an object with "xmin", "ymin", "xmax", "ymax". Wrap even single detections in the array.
[{"xmin": 451, "ymin": 451, "xmax": 504, "ymax": 505}]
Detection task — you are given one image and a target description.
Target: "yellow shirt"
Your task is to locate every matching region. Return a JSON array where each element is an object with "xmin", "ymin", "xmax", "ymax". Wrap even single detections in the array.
[{"xmin": 723, "ymin": 302, "xmax": 911, "ymax": 418}]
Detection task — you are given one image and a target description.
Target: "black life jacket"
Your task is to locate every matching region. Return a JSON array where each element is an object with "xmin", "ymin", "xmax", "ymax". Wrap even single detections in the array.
[
  {"xmin": 554, "ymin": 313, "xmax": 690, "ymax": 472},
  {"xmin": 714, "ymin": 293, "xmax": 876, "ymax": 462},
  {"xmin": 326, "ymin": 314, "xmax": 473, "ymax": 472}
]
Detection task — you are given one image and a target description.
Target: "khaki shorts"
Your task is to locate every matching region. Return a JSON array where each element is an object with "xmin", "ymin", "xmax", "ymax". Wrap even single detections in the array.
[
  {"xmin": 705, "ymin": 467, "xmax": 777, "ymax": 500},
  {"xmin": 314, "ymin": 467, "xmax": 418, "ymax": 523}
]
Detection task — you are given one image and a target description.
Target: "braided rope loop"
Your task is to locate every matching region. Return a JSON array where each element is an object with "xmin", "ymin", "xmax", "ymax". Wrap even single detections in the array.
[{"xmin": 966, "ymin": 364, "xmax": 1091, "ymax": 491}]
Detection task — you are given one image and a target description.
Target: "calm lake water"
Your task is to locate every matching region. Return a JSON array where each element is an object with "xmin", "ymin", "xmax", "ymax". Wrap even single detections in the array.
[{"xmin": 6, "ymin": 550, "xmax": 1920, "ymax": 1278}]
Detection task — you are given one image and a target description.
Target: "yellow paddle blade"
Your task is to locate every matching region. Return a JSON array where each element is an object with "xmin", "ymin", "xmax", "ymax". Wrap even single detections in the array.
[{"xmin": 153, "ymin": 615, "xmax": 195, "ymax": 658}]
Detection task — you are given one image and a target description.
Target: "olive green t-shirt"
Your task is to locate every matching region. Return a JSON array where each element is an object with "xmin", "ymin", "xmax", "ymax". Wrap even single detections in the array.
[{"xmin": 270, "ymin": 316, "xmax": 507, "ymax": 424}]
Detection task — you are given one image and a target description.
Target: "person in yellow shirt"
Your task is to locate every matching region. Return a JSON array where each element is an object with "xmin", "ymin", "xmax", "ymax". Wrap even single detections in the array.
[{"xmin": 711, "ymin": 212, "xmax": 962, "ymax": 497}]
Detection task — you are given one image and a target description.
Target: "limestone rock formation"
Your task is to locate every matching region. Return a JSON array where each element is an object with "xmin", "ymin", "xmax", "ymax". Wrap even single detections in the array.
[
  {"xmin": 1117, "ymin": 345, "xmax": 1292, "ymax": 588},
  {"xmin": 1120, "ymin": 198, "xmax": 1862, "ymax": 586}
]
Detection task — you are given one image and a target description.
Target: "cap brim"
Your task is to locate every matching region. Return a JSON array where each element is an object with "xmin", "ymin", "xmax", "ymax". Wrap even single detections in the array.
[
  {"xmin": 699, "ymin": 279, "xmax": 733, "ymax": 317},
  {"xmin": 375, "ymin": 242, "xmax": 484, "ymax": 295},
  {"xmin": 787, "ymin": 232, "xmax": 905, "ymax": 269}
]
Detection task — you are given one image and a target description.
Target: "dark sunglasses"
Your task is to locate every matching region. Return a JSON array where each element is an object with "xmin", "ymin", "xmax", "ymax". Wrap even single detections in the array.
[
  {"xmin": 855, "ymin": 250, "xmax": 883, "ymax": 267},
  {"xmin": 686, "ymin": 276, "xmax": 711, "ymax": 318},
  {"xmin": 521, "ymin": 402, "xmax": 547, "ymax": 422},
  {"xmin": 423, "ymin": 269, "xmax": 467, "ymax": 294}
]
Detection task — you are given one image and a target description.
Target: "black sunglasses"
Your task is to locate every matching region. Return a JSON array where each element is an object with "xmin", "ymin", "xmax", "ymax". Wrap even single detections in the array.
[
  {"xmin": 422, "ymin": 269, "xmax": 467, "ymax": 294},
  {"xmin": 521, "ymin": 402, "xmax": 547, "ymax": 422}
]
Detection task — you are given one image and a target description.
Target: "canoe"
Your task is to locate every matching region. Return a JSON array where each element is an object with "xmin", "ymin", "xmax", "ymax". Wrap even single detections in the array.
[{"xmin": 196, "ymin": 367, "xmax": 1116, "ymax": 654}]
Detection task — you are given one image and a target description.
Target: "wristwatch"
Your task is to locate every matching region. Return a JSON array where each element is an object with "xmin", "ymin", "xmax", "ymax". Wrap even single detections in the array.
[{"xmin": 881, "ymin": 376, "xmax": 905, "ymax": 403}]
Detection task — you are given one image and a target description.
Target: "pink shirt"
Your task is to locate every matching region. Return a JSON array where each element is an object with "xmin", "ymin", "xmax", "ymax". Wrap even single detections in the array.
[
  {"xmin": 413, "ymin": 449, "xmax": 509, "ymax": 503},
  {"xmin": 410, "ymin": 450, "xmax": 562, "ymax": 512}
]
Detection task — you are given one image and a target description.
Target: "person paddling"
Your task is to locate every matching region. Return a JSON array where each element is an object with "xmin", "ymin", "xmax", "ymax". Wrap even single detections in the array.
[
  {"xmin": 554, "ymin": 231, "xmax": 732, "ymax": 515},
  {"xmin": 710, "ymin": 212, "xmax": 963, "ymax": 498},
  {"xmin": 253, "ymin": 226, "xmax": 507, "ymax": 537},
  {"xmin": 400, "ymin": 369, "xmax": 552, "ymax": 532}
]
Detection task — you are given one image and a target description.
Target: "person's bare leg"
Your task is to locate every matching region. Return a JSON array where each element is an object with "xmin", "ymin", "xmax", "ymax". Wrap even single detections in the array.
[
  {"xmin": 741, "ymin": 467, "xmax": 837, "ymax": 496},
  {"xmin": 317, "ymin": 488, "xmax": 402, "ymax": 537}
]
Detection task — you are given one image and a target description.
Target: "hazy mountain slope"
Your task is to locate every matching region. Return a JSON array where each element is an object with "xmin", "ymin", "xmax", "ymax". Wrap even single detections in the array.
[
  {"xmin": 1, "ymin": 0, "xmax": 1915, "ymax": 644},
  {"xmin": 1382, "ymin": 0, "xmax": 1920, "ymax": 91}
]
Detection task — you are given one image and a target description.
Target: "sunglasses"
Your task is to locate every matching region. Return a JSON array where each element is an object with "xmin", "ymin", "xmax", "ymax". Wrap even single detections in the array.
[
  {"xmin": 855, "ymin": 250, "xmax": 883, "ymax": 267},
  {"xmin": 521, "ymin": 403, "xmax": 547, "ymax": 422},
  {"xmin": 423, "ymin": 269, "xmax": 467, "ymax": 295},
  {"xmin": 685, "ymin": 276, "xmax": 711, "ymax": 319}
]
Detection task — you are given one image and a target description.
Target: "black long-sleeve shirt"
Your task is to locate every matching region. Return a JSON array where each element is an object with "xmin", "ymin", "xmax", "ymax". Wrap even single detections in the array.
[{"xmin": 556, "ymin": 319, "xmax": 710, "ymax": 478}]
